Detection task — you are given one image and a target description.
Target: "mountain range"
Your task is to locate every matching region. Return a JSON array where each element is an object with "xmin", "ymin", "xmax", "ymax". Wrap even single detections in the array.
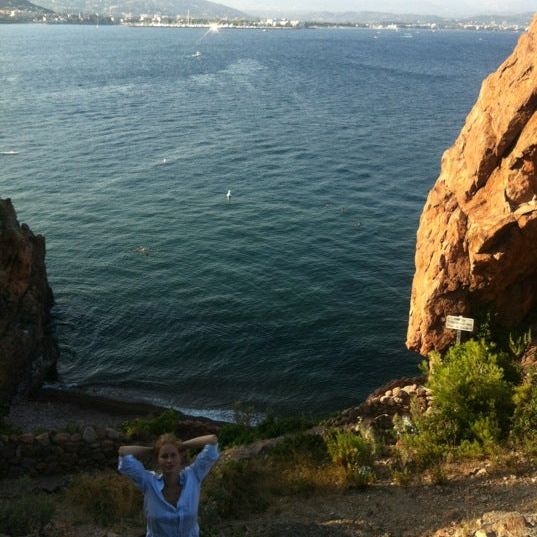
[
  {"xmin": 1, "ymin": 0, "xmax": 534, "ymax": 23},
  {"xmin": 292, "ymin": 10, "xmax": 534, "ymax": 24},
  {"xmin": 12, "ymin": 0, "xmax": 247, "ymax": 17},
  {"xmin": 1, "ymin": 0, "xmax": 51, "ymax": 10}
]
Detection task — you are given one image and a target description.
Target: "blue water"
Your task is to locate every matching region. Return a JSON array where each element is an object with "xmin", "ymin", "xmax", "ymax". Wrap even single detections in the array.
[{"xmin": 0, "ymin": 24, "xmax": 521, "ymax": 418}]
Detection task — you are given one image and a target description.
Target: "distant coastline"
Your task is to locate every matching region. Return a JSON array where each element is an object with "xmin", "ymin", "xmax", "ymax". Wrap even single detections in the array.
[{"xmin": 0, "ymin": 12, "xmax": 530, "ymax": 31}]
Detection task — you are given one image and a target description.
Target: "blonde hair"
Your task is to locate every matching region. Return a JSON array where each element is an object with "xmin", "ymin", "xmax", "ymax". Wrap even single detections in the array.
[{"xmin": 154, "ymin": 433, "xmax": 182, "ymax": 457}]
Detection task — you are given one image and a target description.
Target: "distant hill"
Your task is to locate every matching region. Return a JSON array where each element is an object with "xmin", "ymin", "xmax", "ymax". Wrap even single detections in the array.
[
  {"xmin": 293, "ymin": 11, "xmax": 446, "ymax": 23},
  {"xmin": 31, "ymin": 0, "xmax": 247, "ymax": 17},
  {"xmin": 260, "ymin": 9, "xmax": 534, "ymax": 26},
  {"xmin": 460, "ymin": 12, "xmax": 535, "ymax": 25},
  {"xmin": 0, "ymin": 0, "xmax": 52, "ymax": 10}
]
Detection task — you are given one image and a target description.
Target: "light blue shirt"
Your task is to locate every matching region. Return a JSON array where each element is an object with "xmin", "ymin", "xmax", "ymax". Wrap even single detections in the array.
[{"xmin": 118, "ymin": 443, "xmax": 219, "ymax": 537}]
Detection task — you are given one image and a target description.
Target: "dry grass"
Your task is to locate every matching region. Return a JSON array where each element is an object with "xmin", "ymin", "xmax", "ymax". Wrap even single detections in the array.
[{"xmin": 64, "ymin": 471, "xmax": 143, "ymax": 526}]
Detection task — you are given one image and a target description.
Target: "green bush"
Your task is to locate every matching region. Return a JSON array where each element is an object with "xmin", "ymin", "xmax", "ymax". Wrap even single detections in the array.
[
  {"xmin": 63, "ymin": 422, "xmax": 81, "ymax": 434},
  {"xmin": 268, "ymin": 432, "xmax": 329, "ymax": 465},
  {"xmin": 0, "ymin": 494, "xmax": 54, "ymax": 536},
  {"xmin": 511, "ymin": 370, "xmax": 537, "ymax": 442},
  {"xmin": 324, "ymin": 429, "xmax": 374, "ymax": 469},
  {"xmin": 394, "ymin": 409, "xmax": 451, "ymax": 472},
  {"xmin": 427, "ymin": 339, "xmax": 514, "ymax": 443},
  {"xmin": 394, "ymin": 339, "xmax": 517, "ymax": 474},
  {"xmin": 66, "ymin": 471, "xmax": 142, "ymax": 526},
  {"xmin": 323, "ymin": 429, "xmax": 375, "ymax": 486},
  {"xmin": 219, "ymin": 415, "xmax": 315, "ymax": 449},
  {"xmin": 202, "ymin": 460, "xmax": 270, "ymax": 520},
  {"xmin": 120, "ymin": 409, "xmax": 181, "ymax": 440},
  {"xmin": 509, "ymin": 328, "xmax": 532, "ymax": 359}
]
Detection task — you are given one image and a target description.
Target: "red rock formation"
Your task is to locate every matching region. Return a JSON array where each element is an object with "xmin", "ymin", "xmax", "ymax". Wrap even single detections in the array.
[
  {"xmin": 0, "ymin": 199, "xmax": 58, "ymax": 409},
  {"xmin": 407, "ymin": 16, "xmax": 537, "ymax": 356}
]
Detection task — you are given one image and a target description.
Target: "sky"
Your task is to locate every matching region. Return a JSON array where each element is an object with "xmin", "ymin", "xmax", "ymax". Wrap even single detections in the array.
[{"xmin": 222, "ymin": 0, "xmax": 537, "ymax": 16}]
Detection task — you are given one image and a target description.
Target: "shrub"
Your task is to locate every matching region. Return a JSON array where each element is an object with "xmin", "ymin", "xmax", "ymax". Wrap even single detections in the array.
[
  {"xmin": 219, "ymin": 415, "xmax": 315, "ymax": 449},
  {"xmin": 201, "ymin": 433, "xmax": 337, "ymax": 524},
  {"xmin": 65, "ymin": 471, "xmax": 142, "ymax": 526},
  {"xmin": 201, "ymin": 460, "xmax": 270, "ymax": 520},
  {"xmin": 393, "ymin": 412, "xmax": 450, "ymax": 472},
  {"xmin": 324, "ymin": 429, "xmax": 374, "ymax": 469},
  {"xmin": 0, "ymin": 494, "xmax": 54, "ymax": 536},
  {"xmin": 427, "ymin": 339, "xmax": 514, "ymax": 443},
  {"xmin": 232, "ymin": 401, "xmax": 256, "ymax": 427},
  {"xmin": 509, "ymin": 328, "xmax": 532, "ymax": 359},
  {"xmin": 63, "ymin": 422, "xmax": 81, "ymax": 434},
  {"xmin": 120, "ymin": 409, "xmax": 181, "ymax": 440},
  {"xmin": 511, "ymin": 369, "xmax": 537, "ymax": 443},
  {"xmin": 268, "ymin": 432, "xmax": 329, "ymax": 465},
  {"xmin": 265, "ymin": 433, "xmax": 348, "ymax": 496},
  {"xmin": 323, "ymin": 429, "xmax": 375, "ymax": 487}
]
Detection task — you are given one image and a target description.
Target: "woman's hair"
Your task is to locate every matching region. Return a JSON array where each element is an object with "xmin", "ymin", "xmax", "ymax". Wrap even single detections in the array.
[{"xmin": 154, "ymin": 433, "xmax": 182, "ymax": 457}]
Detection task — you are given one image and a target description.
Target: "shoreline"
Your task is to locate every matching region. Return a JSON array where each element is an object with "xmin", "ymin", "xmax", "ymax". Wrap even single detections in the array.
[{"xmin": 6, "ymin": 386, "xmax": 227, "ymax": 433}]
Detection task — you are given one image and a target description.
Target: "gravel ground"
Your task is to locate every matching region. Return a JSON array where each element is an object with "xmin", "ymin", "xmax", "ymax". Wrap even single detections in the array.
[{"xmin": 5, "ymin": 398, "xmax": 135, "ymax": 432}]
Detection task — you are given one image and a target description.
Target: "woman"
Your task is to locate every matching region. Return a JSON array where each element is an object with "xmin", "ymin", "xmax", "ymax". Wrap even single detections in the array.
[{"xmin": 118, "ymin": 433, "xmax": 219, "ymax": 537}]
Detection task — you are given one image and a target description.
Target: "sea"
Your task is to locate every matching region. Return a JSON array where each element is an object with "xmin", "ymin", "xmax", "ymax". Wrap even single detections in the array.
[{"xmin": 0, "ymin": 23, "xmax": 521, "ymax": 420}]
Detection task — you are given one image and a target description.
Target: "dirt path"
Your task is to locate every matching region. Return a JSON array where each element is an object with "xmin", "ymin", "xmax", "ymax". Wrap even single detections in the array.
[{"xmin": 217, "ymin": 465, "xmax": 537, "ymax": 537}]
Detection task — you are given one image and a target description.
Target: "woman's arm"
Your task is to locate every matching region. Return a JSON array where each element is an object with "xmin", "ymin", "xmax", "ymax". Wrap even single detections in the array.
[
  {"xmin": 181, "ymin": 434, "xmax": 218, "ymax": 450},
  {"xmin": 118, "ymin": 445, "xmax": 153, "ymax": 457}
]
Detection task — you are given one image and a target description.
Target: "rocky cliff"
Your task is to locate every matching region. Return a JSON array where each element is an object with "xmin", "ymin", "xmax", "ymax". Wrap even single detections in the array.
[
  {"xmin": 407, "ymin": 16, "xmax": 537, "ymax": 355},
  {"xmin": 0, "ymin": 199, "xmax": 58, "ymax": 410}
]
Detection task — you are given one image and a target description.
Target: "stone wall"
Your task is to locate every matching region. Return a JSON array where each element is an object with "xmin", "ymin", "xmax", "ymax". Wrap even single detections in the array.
[
  {"xmin": 0, "ymin": 426, "xmax": 125, "ymax": 478},
  {"xmin": 325, "ymin": 376, "xmax": 430, "ymax": 431}
]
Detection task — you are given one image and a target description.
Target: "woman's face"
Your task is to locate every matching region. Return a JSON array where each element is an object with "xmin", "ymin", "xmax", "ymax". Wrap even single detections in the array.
[{"xmin": 158, "ymin": 443, "xmax": 182, "ymax": 474}]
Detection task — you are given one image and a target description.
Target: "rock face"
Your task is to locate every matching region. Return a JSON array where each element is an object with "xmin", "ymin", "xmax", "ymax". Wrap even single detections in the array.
[
  {"xmin": 407, "ymin": 16, "xmax": 537, "ymax": 355},
  {"xmin": 0, "ymin": 199, "xmax": 58, "ymax": 409}
]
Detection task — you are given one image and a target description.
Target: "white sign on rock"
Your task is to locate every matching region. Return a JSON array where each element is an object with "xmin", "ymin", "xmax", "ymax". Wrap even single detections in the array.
[{"xmin": 446, "ymin": 315, "xmax": 474, "ymax": 332}]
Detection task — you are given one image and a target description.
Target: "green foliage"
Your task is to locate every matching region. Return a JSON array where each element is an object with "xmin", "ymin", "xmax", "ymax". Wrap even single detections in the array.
[
  {"xmin": 0, "ymin": 494, "xmax": 54, "ymax": 536},
  {"xmin": 120, "ymin": 409, "xmax": 181, "ymax": 440},
  {"xmin": 427, "ymin": 339, "xmax": 514, "ymax": 443},
  {"xmin": 323, "ymin": 429, "xmax": 375, "ymax": 487},
  {"xmin": 470, "ymin": 416, "xmax": 501, "ymax": 450},
  {"xmin": 508, "ymin": 328, "xmax": 532, "ymax": 358},
  {"xmin": 202, "ymin": 460, "xmax": 270, "ymax": 520},
  {"xmin": 393, "ymin": 339, "xmax": 521, "ymax": 475},
  {"xmin": 511, "ymin": 369, "xmax": 537, "ymax": 442},
  {"xmin": 324, "ymin": 429, "xmax": 374, "ymax": 469},
  {"xmin": 62, "ymin": 422, "xmax": 81, "ymax": 434},
  {"xmin": 474, "ymin": 309, "xmax": 495, "ymax": 342},
  {"xmin": 65, "ymin": 472, "xmax": 142, "ymax": 526},
  {"xmin": 202, "ymin": 432, "xmax": 346, "ymax": 524},
  {"xmin": 218, "ymin": 415, "xmax": 315, "ymax": 449},
  {"xmin": 231, "ymin": 401, "xmax": 256, "ymax": 427},
  {"xmin": 454, "ymin": 439, "xmax": 486, "ymax": 459},
  {"xmin": 394, "ymin": 413, "xmax": 450, "ymax": 471},
  {"xmin": 267, "ymin": 432, "xmax": 329, "ymax": 466},
  {"xmin": 346, "ymin": 464, "xmax": 375, "ymax": 488}
]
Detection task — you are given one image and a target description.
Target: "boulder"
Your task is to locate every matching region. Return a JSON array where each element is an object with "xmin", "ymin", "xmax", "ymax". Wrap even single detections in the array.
[
  {"xmin": 0, "ymin": 199, "xmax": 58, "ymax": 408},
  {"xmin": 407, "ymin": 17, "xmax": 537, "ymax": 355}
]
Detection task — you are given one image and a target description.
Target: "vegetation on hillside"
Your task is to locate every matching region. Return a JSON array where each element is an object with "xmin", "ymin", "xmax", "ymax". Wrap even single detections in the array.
[{"xmin": 4, "ymin": 322, "xmax": 537, "ymax": 534}]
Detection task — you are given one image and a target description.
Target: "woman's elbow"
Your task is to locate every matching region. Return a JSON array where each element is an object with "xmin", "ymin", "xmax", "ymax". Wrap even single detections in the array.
[{"xmin": 208, "ymin": 434, "xmax": 218, "ymax": 444}]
